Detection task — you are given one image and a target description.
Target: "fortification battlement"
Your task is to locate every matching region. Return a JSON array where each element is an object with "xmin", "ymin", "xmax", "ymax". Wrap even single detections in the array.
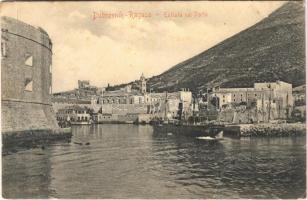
[{"xmin": 1, "ymin": 16, "xmax": 52, "ymax": 51}]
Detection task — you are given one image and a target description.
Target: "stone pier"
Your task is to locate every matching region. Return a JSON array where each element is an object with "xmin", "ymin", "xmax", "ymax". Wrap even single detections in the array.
[{"xmin": 224, "ymin": 123, "xmax": 306, "ymax": 137}]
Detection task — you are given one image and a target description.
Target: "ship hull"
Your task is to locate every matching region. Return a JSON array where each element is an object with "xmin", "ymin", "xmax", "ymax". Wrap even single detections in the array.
[{"xmin": 152, "ymin": 123, "xmax": 224, "ymax": 137}]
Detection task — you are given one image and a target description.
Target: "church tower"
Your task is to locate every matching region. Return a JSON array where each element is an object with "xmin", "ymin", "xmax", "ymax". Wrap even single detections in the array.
[{"xmin": 140, "ymin": 73, "xmax": 147, "ymax": 94}]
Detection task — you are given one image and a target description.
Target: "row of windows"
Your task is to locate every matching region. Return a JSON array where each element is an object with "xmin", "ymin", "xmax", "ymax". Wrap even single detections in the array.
[
  {"xmin": 101, "ymin": 97, "xmax": 164, "ymax": 104},
  {"xmin": 56, "ymin": 116, "xmax": 89, "ymax": 121},
  {"xmin": 231, "ymin": 94, "xmax": 257, "ymax": 97},
  {"xmin": 77, "ymin": 116, "xmax": 88, "ymax": 121},
  {"xmin": 59, "ymin": 110, "xmax": 88, "ymax": 114},
  {"xmin": 103, "ymin": 99, "xmax": 131, "ymax": 104}
]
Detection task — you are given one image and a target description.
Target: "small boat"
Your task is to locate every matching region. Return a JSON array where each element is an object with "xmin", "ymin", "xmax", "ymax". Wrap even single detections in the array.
[{"xmin": 196, "ymin": 131, "xmax": 224, "ymax": 140}]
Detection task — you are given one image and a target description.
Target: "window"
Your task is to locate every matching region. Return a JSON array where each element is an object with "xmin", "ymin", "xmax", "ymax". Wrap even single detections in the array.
[
  {"xmin": 24, "ymin": 78, "xmax": 33, "ymax": 92},
  {"xmin": 25, "ymin": 55, "xmax": 33, "ymax": 66},
  {"xmin": 49, "ymin": 64, "xmax": 52, "ymax": 73}
]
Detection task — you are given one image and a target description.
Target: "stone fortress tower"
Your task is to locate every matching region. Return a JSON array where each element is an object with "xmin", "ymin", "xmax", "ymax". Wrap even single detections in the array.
[{"xmin": 1, "ymin": 16, "xmax": 60, "ymax": 133}]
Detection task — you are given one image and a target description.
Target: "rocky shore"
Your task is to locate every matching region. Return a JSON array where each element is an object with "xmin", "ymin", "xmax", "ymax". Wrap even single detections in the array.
[{"xmin": 224, "ymin": 123, "xmax": 306, "ymax": 137}]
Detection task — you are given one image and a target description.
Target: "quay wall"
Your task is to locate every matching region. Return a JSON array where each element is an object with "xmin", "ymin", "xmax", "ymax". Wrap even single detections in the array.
[
  {"xmin": 1, "ymin": 17, "xmax": 69, "ymax": 142},
  {"xmin": 224, "ymin": 123, "xmax": 306, "ymax": 137}
]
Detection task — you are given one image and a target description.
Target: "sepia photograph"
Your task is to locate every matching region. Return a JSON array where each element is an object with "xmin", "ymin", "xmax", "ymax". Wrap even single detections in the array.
[{"xmin": 1, "ymin": 1, "xmax": 306, "ymax": 199}]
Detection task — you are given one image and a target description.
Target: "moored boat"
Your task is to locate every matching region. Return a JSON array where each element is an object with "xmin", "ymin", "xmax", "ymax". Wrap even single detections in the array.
[
  {"xmin": 151, "ymin": 90, "xmax": 224, "ymax": 137},
  {"xmin": 152, "ymin": 121, "xmax": 224, "ymax": 138}
]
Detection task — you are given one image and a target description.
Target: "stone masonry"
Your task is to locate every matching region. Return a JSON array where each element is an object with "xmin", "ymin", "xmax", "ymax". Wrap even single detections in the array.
[{"xmin": 1, "ymin": 16, "xmax": 60, "ymax": 133}]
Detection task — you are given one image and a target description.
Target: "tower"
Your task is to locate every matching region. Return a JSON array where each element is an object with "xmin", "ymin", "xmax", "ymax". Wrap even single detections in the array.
[
  {"xmin": 140, "ymin": 73, "xmax": 146, "ymax": 94},
  {"xmin": 1, "ymin": 16, "xmax": 59, "ymax": 133}
]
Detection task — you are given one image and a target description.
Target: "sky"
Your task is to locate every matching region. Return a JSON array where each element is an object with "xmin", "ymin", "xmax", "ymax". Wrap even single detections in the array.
[{"xmin": 1, "ymin": 1, "xmax": 285, "ymax": 92}]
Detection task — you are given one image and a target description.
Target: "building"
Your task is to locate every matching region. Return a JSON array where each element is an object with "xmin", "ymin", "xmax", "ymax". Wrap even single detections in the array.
[
  {"xmin": 147, "ymin": 90, "xmax": 193, "ymax": 120},
  {"xmin": 292, "ymin": 85, "xmax": 306, "ymax": 120},
  {"xmin": 92, "ymin": 112, "xmax": 146, "ymax": 124},
  {"xmin": 56, "ymin": 105, "xmax": 92, "ymax": 126},
  {"xmin": 208, "ymin": 81, "xmax": 294, "ymax": 122},
  {"xmin": 97, "ymin": 74, "xmax": 193, "ymax": 121},
  {"xmin": 53, "ymin": 80, "xmax": 103, "ymax": 99},
  {"xmin": 293, "ymin": 85, "xmax": 305, "ymax": 106},
  {"xmin": 99, "ymin": 85, "xmax": 147, "ymax": 105},
  {"xmin": 140, "ymin": 73, "xmax": 147, "ymax": 94},
  {"xmin": 77, "ymin": 80, "xmax": 103, "ymax": 97},
  {"xmin": 1, "ymin": 16, "xmax": 60, "ymax": 133},
  {"xmin": 52, "ymin": 80, "xmax": 104, "ymax": 113},
  {"xmin": 254, "ymin": 81, "xmax": 293, "ymax": 116},
  {"xmin": 99, "ymin": 74, "xmax": 149, "ymax": 105},
  {"xmin": 52, "ymin": 97, "xmax": 92, "ymax": 113}
]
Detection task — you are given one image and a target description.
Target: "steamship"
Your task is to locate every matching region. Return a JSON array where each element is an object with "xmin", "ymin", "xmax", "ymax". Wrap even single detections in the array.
[{"xmin": 151, "ymin": 92, "xmax": 224, "ymax": 138}]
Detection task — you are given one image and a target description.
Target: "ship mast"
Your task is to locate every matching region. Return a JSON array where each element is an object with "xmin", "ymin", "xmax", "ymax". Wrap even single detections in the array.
[{"xmin": 164, "ymin": 91, "xmax": 168, "ymax": 121}]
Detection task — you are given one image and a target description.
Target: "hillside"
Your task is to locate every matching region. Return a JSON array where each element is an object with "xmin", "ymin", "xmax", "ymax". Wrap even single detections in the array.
[{"xmin": 146, "ymin": 2, "xmax": 305, "ymax": 93}]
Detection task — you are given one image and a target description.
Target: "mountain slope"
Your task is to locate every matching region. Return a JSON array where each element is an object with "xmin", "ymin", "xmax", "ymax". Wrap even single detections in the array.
[{"xmin": 147, "ymin": 2, "xmax": 305, "ymax": 93}]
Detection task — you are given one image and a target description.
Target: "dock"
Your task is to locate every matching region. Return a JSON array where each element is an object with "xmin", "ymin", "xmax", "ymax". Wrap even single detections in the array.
[{"xmin": 223, "ymin": 123, "xmax": 306, "ymax": 138}]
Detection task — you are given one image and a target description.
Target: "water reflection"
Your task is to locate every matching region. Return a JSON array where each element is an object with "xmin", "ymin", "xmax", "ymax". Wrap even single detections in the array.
[{"xmin": 2, "ymin": 124, "xmax": 306, "ymax": 198}]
